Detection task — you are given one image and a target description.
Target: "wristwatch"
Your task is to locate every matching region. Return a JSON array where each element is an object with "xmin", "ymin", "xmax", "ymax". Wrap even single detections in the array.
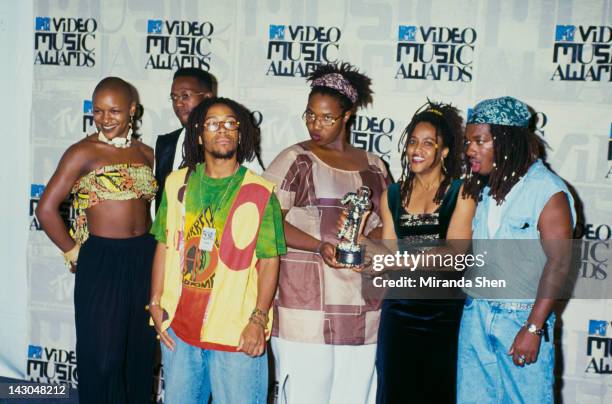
[{"xmin": 524, "ymin": 322, "xmax": 544, "ymax": 336}]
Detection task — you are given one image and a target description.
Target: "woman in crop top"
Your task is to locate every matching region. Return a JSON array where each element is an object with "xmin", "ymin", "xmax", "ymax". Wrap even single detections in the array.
[{"xmin": 36, "ymin": 77, "xmax": 157, "ymax": 403}]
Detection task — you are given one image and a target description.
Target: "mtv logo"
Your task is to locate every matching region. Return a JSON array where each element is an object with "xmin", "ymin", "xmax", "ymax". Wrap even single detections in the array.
[
  {"xmin": 31, "ymin": 184, "xmax": 45, "ymax": 198},
  {"xmin": 398, "ymin": 26, "xmax": 417, "ymax": 41},
  {"xmin": 555, "ymin": 25, "xmax": 575, "ymax": 42},
  {"xmin": 269, "ymin": 25, "xmax": 285, "ymax": 40},
  {"xmin": 83, "ymin": 100, "xmax": 93, "ymax": 114},
  {"xmin": 588, "ymin": 320, "xmax": 607, "ymax": 336},
  {"xmin": 147, "ymin": 20, "xmax": 163, "ymax": 34},
  {"xmin": 35, "ymin": 17, "xmax": 50, "ymax": 31},
  {"xmin": 28, "ymin": 345, "xmax": 43, "ymax": 359}
]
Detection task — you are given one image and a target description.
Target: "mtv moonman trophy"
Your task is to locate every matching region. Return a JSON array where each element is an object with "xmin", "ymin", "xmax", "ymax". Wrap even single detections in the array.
[{"xmin": 336, "ymin": 186, "xmax": 372, "ymax": 267}]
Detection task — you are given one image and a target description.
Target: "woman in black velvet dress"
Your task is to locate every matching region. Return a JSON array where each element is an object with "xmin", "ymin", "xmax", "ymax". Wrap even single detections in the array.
[{"xmin": 374, "ymin": 101, "xmax": 475, "ymax": 403}]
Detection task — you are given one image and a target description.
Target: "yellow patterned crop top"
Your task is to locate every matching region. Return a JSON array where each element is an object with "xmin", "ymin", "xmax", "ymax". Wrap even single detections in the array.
[{"xmin": 70, "ymin": 163, "xmax": 158, "ymax": 244}]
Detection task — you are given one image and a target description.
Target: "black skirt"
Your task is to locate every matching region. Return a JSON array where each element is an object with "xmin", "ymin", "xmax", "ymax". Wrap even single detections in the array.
[
  {"xmin": 74, "ymin": 233, "xmax": 156, "ymax": 404},
  {"xmin": 376, "ymin": 298, "xmax": 464, "ymax": 404}
]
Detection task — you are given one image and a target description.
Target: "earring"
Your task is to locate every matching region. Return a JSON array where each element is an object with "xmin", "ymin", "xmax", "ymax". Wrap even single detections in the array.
[
  {"xmin": 198, "ymin": 136, "xmax": 203, "ymax": 145},
  {"xmin": 442, "ymin": 158, "xmax": 447, "ymax": 174}
]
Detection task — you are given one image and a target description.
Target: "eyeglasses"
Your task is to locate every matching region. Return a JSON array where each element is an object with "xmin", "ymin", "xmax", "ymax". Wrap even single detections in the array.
[
  {"xmin": 302, "ymin": 111, "xmax": 342, "ymax": 127},
  {"xmin": 169, "ymin": 91, "xmax": 207, "ymax": 103},
  {"xmin": 407, "ymin": 137, "xmax": 439, "ymax": 150},
  {"xmin": 203, "ymin": 120, "xmax": 240, "ymax": 132}
]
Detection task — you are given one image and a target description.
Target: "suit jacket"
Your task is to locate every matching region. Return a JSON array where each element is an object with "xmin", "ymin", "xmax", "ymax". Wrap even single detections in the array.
[{"xmin": 154, "ymin": 128, "xmax": 183, "ymax": 212}]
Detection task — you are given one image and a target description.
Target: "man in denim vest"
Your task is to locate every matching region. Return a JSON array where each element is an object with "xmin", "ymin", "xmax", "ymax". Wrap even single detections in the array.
[{"xmin": 457, "ymin": 96, "xmax": 575, "ymax": 403}]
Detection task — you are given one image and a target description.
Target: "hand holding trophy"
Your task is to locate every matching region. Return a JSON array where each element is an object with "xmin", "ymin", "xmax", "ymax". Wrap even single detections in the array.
[{"xmin": 335, "ymin": 186, "xmax": 372, "ymax": 268}]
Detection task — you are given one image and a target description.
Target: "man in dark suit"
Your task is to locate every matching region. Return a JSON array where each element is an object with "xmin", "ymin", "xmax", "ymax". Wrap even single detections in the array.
[{"xmin": 154, "ymin": 68, "xmax": 214, "ymax": 211}]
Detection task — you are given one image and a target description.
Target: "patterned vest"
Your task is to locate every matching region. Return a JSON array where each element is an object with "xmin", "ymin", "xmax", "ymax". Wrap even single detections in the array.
[{"xmin": 160, "ymin": 167, "xmax": 275, "ymax": 347}]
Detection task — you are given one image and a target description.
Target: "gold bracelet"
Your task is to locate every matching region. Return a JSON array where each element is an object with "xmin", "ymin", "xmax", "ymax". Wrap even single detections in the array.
[
  {"xmin": 251, "ymin": 308, "xmax": 268, "ymax": 318},
  {"xmin": 250, "ymin": 308, "xmax": 269, "ymax": 323},
  {"xmin": 62, "ymin": 244, "xmax": 80, "ymax": 267},
  {"xmin": 249, "ymin": 316, "xmax": 267, "ymax": 330},
  {"xmin": 249, "ymin": 308, "xmax": 269, "ymax": 330},
  {"xmin": 145, "ymin": 301, "xmax": 161, "ymax": 312}
]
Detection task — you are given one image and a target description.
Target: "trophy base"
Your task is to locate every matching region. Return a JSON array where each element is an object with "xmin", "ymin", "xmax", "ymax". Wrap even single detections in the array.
[{"xmin": 335, "ymin": 244, "xmax": 366, "ymax": 267}]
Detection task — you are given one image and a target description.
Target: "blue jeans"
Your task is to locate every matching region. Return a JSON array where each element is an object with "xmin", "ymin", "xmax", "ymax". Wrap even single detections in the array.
[
  {"xmin": 161, "ymin": 327, "xmax": 268, "ymax": 404},
  {"xmin": 457, "ymin": 298, "xmax": 555, "ymax": 404}
]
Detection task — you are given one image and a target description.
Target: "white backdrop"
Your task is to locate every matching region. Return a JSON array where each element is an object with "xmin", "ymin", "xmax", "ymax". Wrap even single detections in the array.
[
  {"xmin": 0, "ymin": 0, "xmax": 32, "ymax": 381},
  {"xmin": 1, "ymin": 0, "xmax": 611, "ymax": 402}
]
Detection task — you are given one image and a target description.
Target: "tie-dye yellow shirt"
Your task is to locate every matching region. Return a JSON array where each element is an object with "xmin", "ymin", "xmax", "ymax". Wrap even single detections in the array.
[{"xmin": 151, "ymin": 164, "xmax": 286, "ymax": 350}]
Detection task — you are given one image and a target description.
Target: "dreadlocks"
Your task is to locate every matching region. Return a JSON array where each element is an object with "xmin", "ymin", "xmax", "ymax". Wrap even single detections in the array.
[
  {"xmin": 398, "ymin": 100, "xmax": 464, "ymax": 206},
  {"xmin": 183, "ymin": 97, "xmax": 258, "ymax": 172},
  {"xmin": 462, "ymin": 122, "xmax": 546, "ymax": 204}
]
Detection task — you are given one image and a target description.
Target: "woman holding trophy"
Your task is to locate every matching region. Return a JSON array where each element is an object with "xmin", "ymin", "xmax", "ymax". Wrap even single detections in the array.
[{"xmin": 264, "ymin": 62, "xmax": 390, "ymax": 404}]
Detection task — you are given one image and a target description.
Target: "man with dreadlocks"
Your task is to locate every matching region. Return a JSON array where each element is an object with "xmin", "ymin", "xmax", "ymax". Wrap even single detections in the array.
[
  {"xmin": 148, "ymin": 97, "xmax": 286, "ymax": 403},
  {"xmin": 457, "ymin": 96, "xmax": 575, "ymax": 403}
]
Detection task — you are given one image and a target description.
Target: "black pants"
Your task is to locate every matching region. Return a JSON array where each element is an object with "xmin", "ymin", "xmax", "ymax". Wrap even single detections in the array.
[{"xmin": 74, "ymin": 234, "xmax": 156, "ymax": 404}]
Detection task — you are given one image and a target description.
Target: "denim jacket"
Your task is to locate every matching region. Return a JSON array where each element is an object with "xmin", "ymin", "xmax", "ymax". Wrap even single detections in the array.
[{"xmin": 464, "ymin": 159, "xmax": 576, "ymax": 299}]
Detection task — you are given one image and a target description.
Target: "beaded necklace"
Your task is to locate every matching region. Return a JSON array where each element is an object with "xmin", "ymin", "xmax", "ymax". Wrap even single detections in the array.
[{"xmin": 97, "ymin": 131, "xmax": 132, "ymax": 148}]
